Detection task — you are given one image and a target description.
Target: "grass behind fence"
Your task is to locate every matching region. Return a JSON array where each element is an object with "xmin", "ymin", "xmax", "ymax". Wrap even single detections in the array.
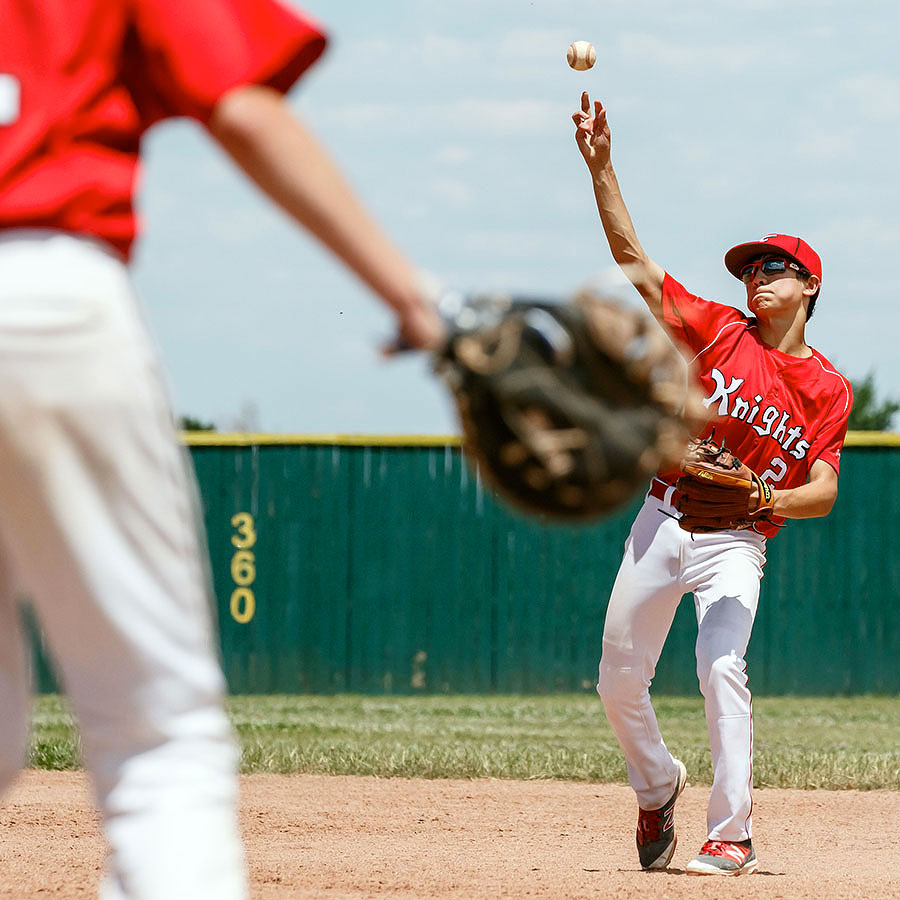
[{"xmin": 28, "ymin": 694, "xmax": 900, "ymax": 790}]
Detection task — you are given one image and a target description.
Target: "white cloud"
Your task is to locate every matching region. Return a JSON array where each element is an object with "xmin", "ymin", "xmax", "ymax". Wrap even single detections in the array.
[
  {"xmin": 792, "ymin": 129, "xmax": 858, "ymax": 161},
  {"xmin": 323, "ymin": 97, "xmax": 565, "ymax": 135},
  {"xmin": 325, "ymin": 103, "xmax": 404, "ymax": 129},
  {"xmin": 617, "ymin": 32, "xmax": 761, "ymax": 70},
  {"xmin": 839, "ymin": 75, "xmax": 900, "ymax": 121},
  {"xmin": 696, "ymin": 173, "xmax": 738, "ymax": 197},
  {"xmin": 417, "ymin": 33, "xmax": 481, "ymax": 67},
  {"xmin": 440, "ymin": 97, "xmax": 564, "ymax": 133},
  {"xmin": 674, "ymin": 139, "xmax": 719, "ymax": 166},
  {"xmin": 338, "ymin": 37, "xmax": 394, "ymax": 67},
  {"xmin": 337, "ymin": 33, "xmax": 481, "ymax": 74},
  {"xmin": 434, "ymin": 145, "xmax": 473, "ymax": 165},
  {"xmin": 813, "ymin": 217, "xmax": 900, "ymax": 257},
  {"xmin": 712, "ymin": 0, "xmax": 840, "ymax": 9},
  {"xmin": 461, "ymin": 227, "xmax": 580, "ymax": 259},
  {"xmin": 497, "ymin": 28, "xmax": 579, "ymax": 60},
  {"xmin": 206, "ymin": 209, "xmax": 279, "ymax": 243},
  {"xmin": 427, "ymin": 177, "xmax": 473, "ymax": 206}
]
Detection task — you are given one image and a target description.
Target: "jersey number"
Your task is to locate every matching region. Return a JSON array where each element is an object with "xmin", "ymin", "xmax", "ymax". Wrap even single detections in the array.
[
  {"xmin": 0, "ymin": 74, "xmax": 21, "ymax": 125},
  {"xmin": 760, "ymin": 456, "xmax": 788, "ymax": 485}
]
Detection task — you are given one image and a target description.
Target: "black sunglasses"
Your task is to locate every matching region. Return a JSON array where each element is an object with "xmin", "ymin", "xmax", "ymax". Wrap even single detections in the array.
[{"xmin": 740, "ymin": 258, "xmax": 810, "ymax": 283}]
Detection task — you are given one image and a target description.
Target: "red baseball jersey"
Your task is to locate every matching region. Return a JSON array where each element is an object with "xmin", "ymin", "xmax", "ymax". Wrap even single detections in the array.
[
  {"xmin": 0, "ymin": 0, "xmax": 327, "ymax": 258},
  {"xmin": 659, "ymin": 273, "xmax": 852, "ymax": 537}
]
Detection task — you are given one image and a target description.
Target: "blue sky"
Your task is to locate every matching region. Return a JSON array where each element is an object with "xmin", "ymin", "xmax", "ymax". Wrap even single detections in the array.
[{"xmin": 131, "ymin": 0, "xmax": 900, "ymax": 433}]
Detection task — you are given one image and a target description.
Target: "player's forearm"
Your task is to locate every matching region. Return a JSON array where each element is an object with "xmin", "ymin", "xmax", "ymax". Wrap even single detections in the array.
[
  {"xmin": 590, "ymin": 164, "xmax": 664, "ymax": 311},
  {"xmin": 208, "ymin": 86, "xmax": 428, "ymax": 324},
  {"xmin": 770, "ymin": 479, "xmax": 836, "ymax": 519}
]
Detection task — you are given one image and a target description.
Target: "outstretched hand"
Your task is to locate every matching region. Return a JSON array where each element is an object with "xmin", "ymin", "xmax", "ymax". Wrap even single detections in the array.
[
  {"xmin": 572, "ymin": 91, "xmax": 611, "ymax": 174},
  {"xmin": 395, "ymin": 302, "xmax": 446, "ymax": 352}
]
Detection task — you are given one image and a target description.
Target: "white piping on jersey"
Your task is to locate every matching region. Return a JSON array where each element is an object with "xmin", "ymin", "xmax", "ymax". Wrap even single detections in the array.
[
  {"xmin": 809, "ymin": 356, "xmax": 852, "ymax": 416},
  {"xmin": 688, "ymin": 318, "xmax": 852, "ymax": 416},
  {"xmin": 687, "ymin": 320, "xmax": 750, "ymax": 366}
]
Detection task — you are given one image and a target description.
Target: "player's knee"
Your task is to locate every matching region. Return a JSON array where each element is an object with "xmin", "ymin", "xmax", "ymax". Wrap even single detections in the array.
[
  {"xmin": 696, "ymin": 651, "xmax": 746, "ymax": 697},
  {"xmin": 597, "ymin": 658, "xmax": 648, "ymax": 704}
]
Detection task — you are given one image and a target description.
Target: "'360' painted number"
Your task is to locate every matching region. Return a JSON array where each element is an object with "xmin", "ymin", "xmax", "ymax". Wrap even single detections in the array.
[{"xmin": 229, "ymin": 512, "xmax": 257, "ymax": 623}]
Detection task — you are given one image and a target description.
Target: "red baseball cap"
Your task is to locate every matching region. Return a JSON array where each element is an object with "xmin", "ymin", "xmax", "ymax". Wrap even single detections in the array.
[{"xmin": 724, "ymin": 233, "xmax": 822, "ymax": 282}]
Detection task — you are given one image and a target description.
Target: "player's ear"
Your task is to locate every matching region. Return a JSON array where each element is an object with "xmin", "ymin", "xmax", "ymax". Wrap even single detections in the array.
[{"xmin": 802, "ymin": 274, "xmax": 819, "ymax": 297}]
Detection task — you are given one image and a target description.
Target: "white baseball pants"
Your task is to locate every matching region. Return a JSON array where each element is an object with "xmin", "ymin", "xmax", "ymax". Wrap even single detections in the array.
[
  {"xmin": 0, "ymin": 231, "xmax": 247, "ymax": 900},
  {"xmin": 597, "ymin": 484, "xmax": 766, "ymax": 841}
]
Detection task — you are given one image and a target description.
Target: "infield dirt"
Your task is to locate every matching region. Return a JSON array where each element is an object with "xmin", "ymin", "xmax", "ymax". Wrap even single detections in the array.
[{"xmin": 1, "ymin": 770, "xmax": 898, "ymax": 899}]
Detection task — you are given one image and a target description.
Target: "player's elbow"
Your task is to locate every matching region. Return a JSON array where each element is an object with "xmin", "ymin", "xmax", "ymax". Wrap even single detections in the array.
[
  {"xmin": 800, "ymin": 462, "xmax": 840, "ymax": 518},
  {"xmin": 804, "ymin": 486, "xmax": 837, "ymax": 518},
  {"xmin": 815, "ymin": 472, "xmax": 839, "ymax": 516},
  {"xmin": 617, "ymin": 258, "xmax": 664, "ymax": 318},
  {"xmin": 208, "ymin": 84, "xmax": 288, "ymax": 153}
]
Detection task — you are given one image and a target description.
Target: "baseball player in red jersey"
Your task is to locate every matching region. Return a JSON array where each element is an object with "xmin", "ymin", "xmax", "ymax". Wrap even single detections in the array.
[
  {"xmin": 0, "ymin": 2, "xmax": 442, "ymax": 898},
  {"xmin": 573, "ymin": 92, "xmax": 851, "ymax": 875}
]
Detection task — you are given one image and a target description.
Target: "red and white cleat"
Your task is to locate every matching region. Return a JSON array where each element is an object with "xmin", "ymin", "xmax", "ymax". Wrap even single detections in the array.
[{"xmin": 685, "ymin": 839, "xmax": 758, "ymax": 876}]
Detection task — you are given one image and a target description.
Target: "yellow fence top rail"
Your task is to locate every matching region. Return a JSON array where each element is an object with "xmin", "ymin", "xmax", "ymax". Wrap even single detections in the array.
[
  {"xmin": 843, "ymin": 431, "xmax": 900, "ymax": 446},
  {"xmin": 180, "ymin": 431, "xmax": 899, "ymax": 448},
  {"xmin": 181, "ymin": 432, "xmax": 463, "ymax": 447}
]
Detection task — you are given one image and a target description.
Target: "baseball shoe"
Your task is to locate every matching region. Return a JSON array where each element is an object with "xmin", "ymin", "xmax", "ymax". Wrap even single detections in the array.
[
  {"xmin": 685, "ymin": 839, "xmax": 758, "ymax": 876},
  {"xmin": 635, "ymin": 758, "xmax": 687, "ymax": 870}
]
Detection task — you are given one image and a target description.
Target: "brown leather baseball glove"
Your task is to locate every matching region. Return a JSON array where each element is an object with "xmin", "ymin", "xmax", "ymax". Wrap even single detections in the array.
[
  {"xmin": 433, "ymin": 289, "xmax": 709, "ymax": 521},
  {"xmin": 675, "ymin": 436, "xmax": 776, "ymax": 533}
]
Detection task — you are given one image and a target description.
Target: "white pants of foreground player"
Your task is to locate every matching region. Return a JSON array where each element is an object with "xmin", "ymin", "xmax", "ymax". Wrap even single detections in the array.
[
  {"xmin": 598, "ymin": 487, "xmax": 766, "ymax": 842},
  {"xmin": 0, "ymin": 231, "xmax": 247, "ymax": 900}
]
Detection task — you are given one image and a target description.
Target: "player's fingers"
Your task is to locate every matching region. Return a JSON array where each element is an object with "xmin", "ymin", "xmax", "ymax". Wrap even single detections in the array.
[
  {"xmin": 581, "ymin": 91, "xmax": 590, "ymax": 114},
  {"xmin": 574, "ymin": 118, "xmax": 593, "ymax": 145},
  {"xmin": 397, "ymin": 305, "xmax": 447, "ymax": 353}
]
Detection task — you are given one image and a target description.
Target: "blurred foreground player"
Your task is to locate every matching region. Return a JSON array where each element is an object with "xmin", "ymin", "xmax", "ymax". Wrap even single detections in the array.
[
  {"xmin": 0, "ymin": 2, "xmax": 442, "ymax": 898},
  {"xmin": 573, "ymin": 92, "xmax": 851, "ymax": 875}
]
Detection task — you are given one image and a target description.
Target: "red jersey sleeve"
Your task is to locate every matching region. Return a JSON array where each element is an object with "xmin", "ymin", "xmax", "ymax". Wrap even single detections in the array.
[
  {"xmin": 126, "ymin": 0, "xmax": 327, "ymax": 126},
  {"xmin": 806, "ymin": 362, "xmax": 853, "ymax": 474},
  {"xmin": 661, "ymin": 272, "xmax": 749, "ymax": 357}
]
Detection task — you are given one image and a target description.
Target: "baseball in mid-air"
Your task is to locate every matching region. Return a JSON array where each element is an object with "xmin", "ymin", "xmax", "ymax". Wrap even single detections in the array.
[{"xmin": 566, "ymin": 41, "xmax": 596, "ymax": 71}]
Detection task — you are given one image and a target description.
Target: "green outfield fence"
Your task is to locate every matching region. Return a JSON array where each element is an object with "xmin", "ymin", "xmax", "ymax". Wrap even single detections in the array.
[{"xmin": 26, "ymin": 432, "xmax": 900, "ymax": 696}]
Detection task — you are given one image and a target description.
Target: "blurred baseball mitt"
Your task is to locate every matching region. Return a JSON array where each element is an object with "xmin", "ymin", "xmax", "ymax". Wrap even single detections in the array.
[
  {"xmin": 433, "ymin": 289, "xmax": 709, "ymax": 521},
  {"xmin": 675, "ymin": 435, "xmax": 776, "ymax": 533}
]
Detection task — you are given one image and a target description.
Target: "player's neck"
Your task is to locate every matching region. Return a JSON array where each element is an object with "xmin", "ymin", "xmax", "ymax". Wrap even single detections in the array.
[{"xmin": 755, "ymin": 316, "xmax": 812, "ymax": 358}]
